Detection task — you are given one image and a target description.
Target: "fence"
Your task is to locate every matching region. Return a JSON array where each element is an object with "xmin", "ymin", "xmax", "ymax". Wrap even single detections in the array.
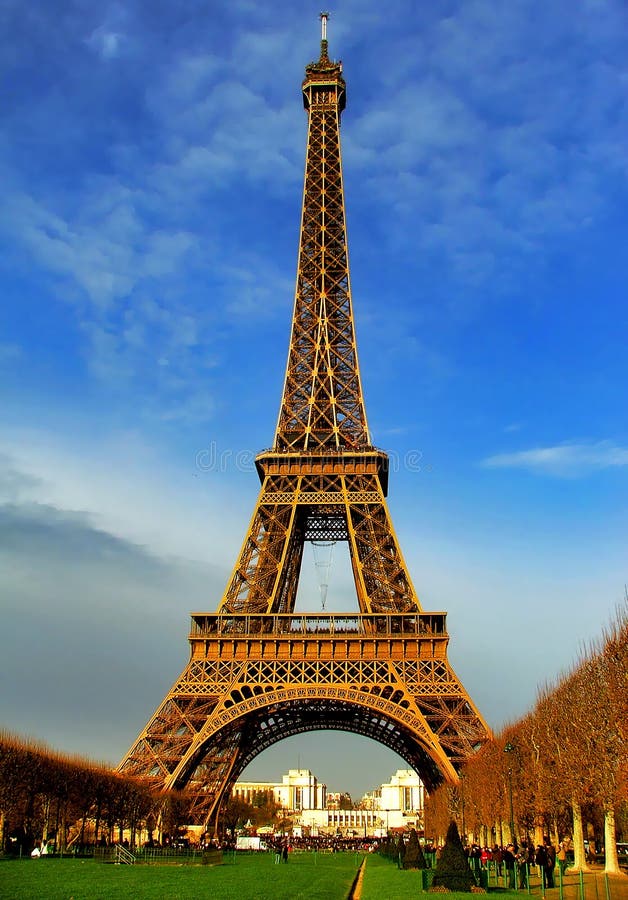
[
  {"xmin": 94, "ymin": 845, "xmax": 206, "ymax": 865},
  {"xmin": 418, "ymin": 862, "xmax": 628, "ymax": 900}
]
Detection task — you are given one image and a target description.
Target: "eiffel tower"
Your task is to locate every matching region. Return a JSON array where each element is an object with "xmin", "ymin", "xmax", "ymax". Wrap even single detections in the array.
[{"xmin": 119, "ymin": 16, "xmax": 491, "ymax": 828}]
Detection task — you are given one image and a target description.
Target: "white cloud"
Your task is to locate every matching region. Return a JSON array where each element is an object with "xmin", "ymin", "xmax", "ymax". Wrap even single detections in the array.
[
  {"xmin": 0, "ymin": 496, "xmax": 219, "ymax": 766},
  {"xmin": 5, "ymin": 189, "xmax": 137, "ymax": 309},
  {"xmin": 85, "ymin": 4, "xmax": 130, "ymax": 61},
  {"xmin": 0, "ymin": 431, "xmax": 248, "ymax": 564},
  {"xmin": 2, "ymin": 182, "xmax": 223, "ymax": 421},
  {"xmin": 340, "ymin": 0, "xmax": 628, "ymax": 292},
  {"xmin": 2, "ymin": 0, "xmax": 626, "ymax": 422},
  {"xmin": 482, "ymin": 440, "xmax": 628, "ymax": 476},
  {"xmin": 0, "ymin": 452, "xmax": 43, "ymax": 501}
]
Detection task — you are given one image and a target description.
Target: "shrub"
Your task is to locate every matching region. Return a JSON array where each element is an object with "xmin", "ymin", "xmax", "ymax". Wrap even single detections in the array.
[
  {"xmin": 403, "ymin": 828, "xmax": 427, "ymax": 869},
  {"xmin": 379, "ymin": 836, "xmax": 395, "ymax": 860},
  {"xmin": 431, "ymin": 820, "xmax": 476, "ymax": 892}
]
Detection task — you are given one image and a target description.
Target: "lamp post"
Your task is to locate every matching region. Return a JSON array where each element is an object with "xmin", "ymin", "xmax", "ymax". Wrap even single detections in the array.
[
  {"xmin": 504, "ymin": 742, "xmax": 516, "ymax": 848},
  {"xmin": 460, "ymin": 773, "xmax": 466, "ymax": 846}
]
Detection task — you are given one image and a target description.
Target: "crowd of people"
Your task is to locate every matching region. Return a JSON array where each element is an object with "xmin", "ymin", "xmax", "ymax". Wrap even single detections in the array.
[
  {"xmin": 265, "ymin": 834, "xmax": 376, "ymax": 854},
  {"xmin": 464, "ymin": 840, "xmax": 566, "ymax": 888},
  {"xmin": 210, "ymin": 833, "xmax": 378, "ymax": 856}
]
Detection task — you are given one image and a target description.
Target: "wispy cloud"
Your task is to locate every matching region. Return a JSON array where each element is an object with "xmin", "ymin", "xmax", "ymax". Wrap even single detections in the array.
[
  {"xmin": 482, "ymin": 441, "xmax": 628, "ymax": 477},
  {"xmin": 84, "ymin": 4, "xmax": 131, "ymax": 62},
  {"xmin": 86, "ymin": 27, "xmax": 126, "ymax": 60},
  {"xmin": 0, "ymin": 435, "xmax": 246, "ymax": 564},
  {"xmin": 344, "ymin": 0, "xmax": 628, "ymax": 295},
  {"xmin": 0, "ymin": 453, "xmax": 43, "ymax": 502},
  {"xmin": 1, "ymin": 172, "xmax": 293, "ymax": 422},
  {"xmin": 0, "ymin": 7, "xmax": 312, "ymax": 426},
  {"xmin": 0, "ymin": 488, "xmax": 222, "ymax": 765},
  {"xmin": 1, "ymin": 0, "xmax": 626, "ymax": 424}
]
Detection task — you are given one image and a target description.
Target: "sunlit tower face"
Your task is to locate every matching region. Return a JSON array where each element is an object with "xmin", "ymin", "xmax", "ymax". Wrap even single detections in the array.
[{"xmin": 118, "ymin": 18, "xmax": 490, "ymax": 830}]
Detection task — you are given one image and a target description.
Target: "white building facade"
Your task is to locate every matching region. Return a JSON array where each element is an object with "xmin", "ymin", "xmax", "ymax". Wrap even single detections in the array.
[
  {"xmin": 232, "ymin": 767, "xmax": 424, "ymax": 837},
  {"xmin": 232, "ymin": 768, "xmax": 326, "ymax": 813},
  {"xmin": 300, "ymin": 769, "xmax": 424, "ymax": 837},
  {"xmin": 378, "ymin": 768, "xmax": 425, "ymax": 826}
]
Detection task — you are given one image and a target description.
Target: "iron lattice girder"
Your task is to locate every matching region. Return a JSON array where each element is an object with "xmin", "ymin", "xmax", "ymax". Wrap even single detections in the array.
[
  {"xmin": 277, "ymin": 63, "xmax": 367, "ymax": 451},
  {"xmin": 220, "ymin": 700, "xmax": 445, "ymax": 791},
  {"xmin": 178, "ymin": 704, "xmax": 435, "ymax": 825},
  {"xmin": 218, "ymin": 460, "xmax": 416, "ymax": 615},
  {"xmin": 120, "ymin": 614, "xmax": 488, "ymax": 820},
  {"xmin": 118, "ymin": 38, "xmax": 491, "ymax": 826}
]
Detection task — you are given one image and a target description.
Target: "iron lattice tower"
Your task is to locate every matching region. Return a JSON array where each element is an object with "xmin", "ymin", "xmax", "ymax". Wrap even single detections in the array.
[{"xmin": 119, "ymin": 20, "xmax": 491, "ymax": 827}]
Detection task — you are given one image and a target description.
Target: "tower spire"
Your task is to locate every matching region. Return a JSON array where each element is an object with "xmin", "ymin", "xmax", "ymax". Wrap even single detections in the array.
[
  {"xmin": 276, "ymin": 11, "xmax": 360, "ymax": 451},
  {"xmin": 320, "ymin": 11, "xmax": 329, "ymax": 60}
]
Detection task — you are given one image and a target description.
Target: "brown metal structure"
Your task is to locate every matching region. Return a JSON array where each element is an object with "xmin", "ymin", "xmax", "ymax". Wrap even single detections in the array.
[{"xmin": 119, "ymin": 21, "xmax": 491, "ymax": 827}]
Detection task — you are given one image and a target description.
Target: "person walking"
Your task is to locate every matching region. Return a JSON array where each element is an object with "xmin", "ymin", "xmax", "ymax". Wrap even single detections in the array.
[
  {"xmin": 535, "ymin": 845, "xmax": 548, "ymax": 885},
  {"xmin": 504, "ymin": 845, "xmax": 516, "ymax": 889},
  {"xmin": 493, "ymin": 844, "xmax": 504, "ymax": 878},
  {"xmin": 516, "ymin": 844, "xmax": 529, "ymax": 889},
  {"xmin": 545, "ymin": 842, "xmax": 556, "ymax": 888}
]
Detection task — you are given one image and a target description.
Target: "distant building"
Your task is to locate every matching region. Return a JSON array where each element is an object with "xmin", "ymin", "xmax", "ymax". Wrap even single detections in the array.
[
  {"xmin": 232, "ymin": 768, "xmax": 326, "ymax": 813},
  {"xmin": 301, "ymin": 769, "xmax": 424, "ymax": 837},
  {"xmin": 232, "ymin": 767, "xmax": 424, "ymax": 837},
  {"xmin": 357, "ymin": 790, "xmax": 379, "ymax": 811},
  {"xmin": 326, "ymin": 791, "xmax": 352, "ymax": 809},
  {"xmin": 378, "ymin": 769, "xmax": 424, "ymax": 833},
  {"xmin": 300, "ymin": 806, "xmax": 381, "ymax": 836}
]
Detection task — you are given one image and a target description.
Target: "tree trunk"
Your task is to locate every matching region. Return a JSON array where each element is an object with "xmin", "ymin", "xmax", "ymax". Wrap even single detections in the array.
[
  {"xmin": 572, "ymin": 799, "xmax": 590, "ymax": 871},
  {"xmin": 42, "ymin": 798, "xmax": 50, "ymax": 842},
  {"xmin": 94, "ymin": 798, "xmax": 102, "ymax": 846},
  {"xmin": 604, "ymin": 807, "xmax": 621, "ymax": 875},
  {"xmin": 54, "ymin": 798, "xmax": 61, "ymax": 851},
  {"xmin": 61, "ymin": 802, "xmax": 68, "ymax": 854},
  {"xmin": 79, "ymin": 806, "xmax": 88, "ymax": 849},
  {"xmin": 552, "ymin": 822, "xmax": 560, "ymax": 847}
]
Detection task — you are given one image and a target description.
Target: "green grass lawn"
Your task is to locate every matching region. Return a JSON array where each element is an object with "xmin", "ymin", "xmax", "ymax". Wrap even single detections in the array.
[
  {"xmin": 4, "ymin": 853, "xmax": 625, "ymax": 900},
  {"xmin": 359, "ymin": 852, "xmax": 427, "ymax": 899},
  {"xmin": 361, "ymin": 854, "xmax": 524, "ymax": 899},
  {"xmin": 0, "ymin": 852, "xmax": 360, "ymax": 900},
  {"xmin": 359, "ymin": 855, "xmax": 628, "ymax": 900}
]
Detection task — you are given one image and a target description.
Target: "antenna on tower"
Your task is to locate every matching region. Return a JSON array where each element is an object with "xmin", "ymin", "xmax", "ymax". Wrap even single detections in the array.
[
  {"xmin": 320, "ymin": 11, "xmax": 329, "ymax": 41},
  {"xmin": 320, "ymin": 11, "xmax": 329, "ymax": 59}
]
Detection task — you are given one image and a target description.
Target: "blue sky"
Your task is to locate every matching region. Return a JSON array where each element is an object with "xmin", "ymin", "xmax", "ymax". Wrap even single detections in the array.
[{"xmin": 1, "ymin": 0, "xmax": 627, "ymax": 801}]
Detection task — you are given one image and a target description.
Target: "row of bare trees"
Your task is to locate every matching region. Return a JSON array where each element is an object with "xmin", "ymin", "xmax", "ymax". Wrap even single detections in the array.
[
  {"xmin": 0, "ymin": 728, "xmax": 289, "ymax": 855},
  {"xmin": 425, "ymin": 604, "xmax": 628, "ymax": 874},
  {"xmin": 0, "ymin": 732, "xmax": 165, "ymax": 853}
]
